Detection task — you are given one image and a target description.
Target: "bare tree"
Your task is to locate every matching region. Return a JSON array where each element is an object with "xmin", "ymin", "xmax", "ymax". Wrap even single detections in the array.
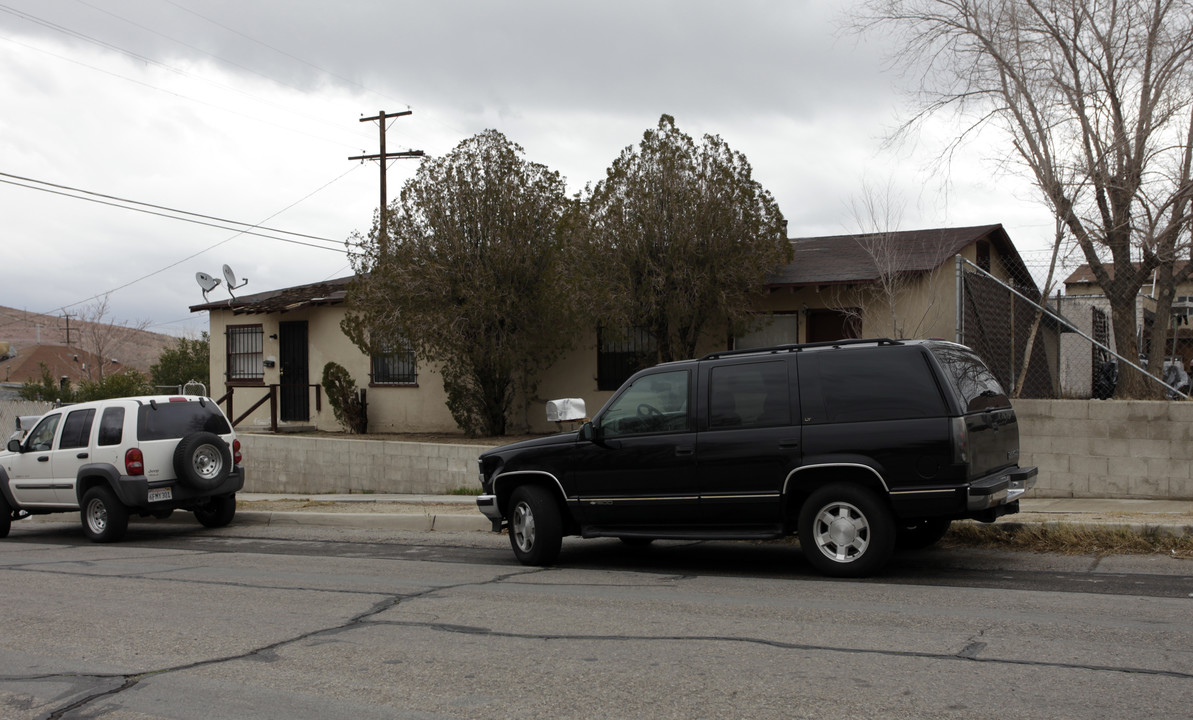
[
  {"xmin": 73, "ymin": 295, "xmax": 151, "ymax": 381},
  {"xmin": 1014, "ymin": 215, "xmax": 1066, "ymax": 396},
  {"xmin": 827, "ymin": 183, "xmax": 949, "ymax": 339},
  {"xmin": 859, "ymin": 0, "xmax": 1193, "ymax": 397}
]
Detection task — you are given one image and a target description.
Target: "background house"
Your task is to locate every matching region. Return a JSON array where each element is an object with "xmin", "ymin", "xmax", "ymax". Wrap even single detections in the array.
[
  {"xmin": 192, "ymin": 223, "xmax": 1040, "ymax": 435},
  {"xmin": 1059, "ymin": 262, "xmax": 1193, "ymax": 397}
]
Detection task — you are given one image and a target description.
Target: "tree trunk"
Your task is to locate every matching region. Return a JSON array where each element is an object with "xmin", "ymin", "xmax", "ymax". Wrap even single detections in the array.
[{"xmin": 1109, "ymin": 301, "xmax": 1149, "ymax": 399}]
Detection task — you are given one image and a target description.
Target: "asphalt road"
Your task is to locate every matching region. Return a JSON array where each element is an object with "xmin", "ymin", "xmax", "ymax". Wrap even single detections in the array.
[{"xmin": 2, "ymin": 519, "xmax": 1192, "ymax": 719}]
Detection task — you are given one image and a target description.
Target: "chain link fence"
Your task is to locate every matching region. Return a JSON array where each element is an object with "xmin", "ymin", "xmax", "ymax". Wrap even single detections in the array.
[
  {"xmin": 0, "ymin": 399, "xmax": 53, "ymax": 440},
  {"xmin": 957, "ymin": 258, "xmax": 1187, "ymax": 400}
]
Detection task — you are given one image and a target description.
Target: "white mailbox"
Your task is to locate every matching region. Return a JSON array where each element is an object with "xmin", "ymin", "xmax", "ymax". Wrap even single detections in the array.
[{"xmin": 545, "ymin": 398, "xmax": 586, "ymax": 423}]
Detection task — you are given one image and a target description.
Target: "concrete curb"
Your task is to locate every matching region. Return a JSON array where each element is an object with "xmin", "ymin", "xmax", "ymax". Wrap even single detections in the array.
[{"xmin": 235, "ymin": 510, "xmax": 490, "ymax": 532}]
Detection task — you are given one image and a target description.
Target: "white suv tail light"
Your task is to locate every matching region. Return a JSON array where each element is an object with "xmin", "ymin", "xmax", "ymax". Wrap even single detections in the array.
[{"xmin": 125, "ymin": 447, "xmax": 145, "ymax": 476}]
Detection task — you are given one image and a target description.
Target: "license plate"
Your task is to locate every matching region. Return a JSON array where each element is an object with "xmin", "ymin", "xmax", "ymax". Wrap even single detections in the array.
[{"xmin": 148, "ymin": 488, "xmax": 172, "ymax": 503}]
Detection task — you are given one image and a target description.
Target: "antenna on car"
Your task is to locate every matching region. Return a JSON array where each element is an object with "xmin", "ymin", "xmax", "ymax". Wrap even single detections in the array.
[
  {"xmin": 222, "ymin": 264, "xmax": 249, "ymax": 299},
  {"xmin": 195, "ymin": 272, "xmax": 221, "ymax": 302}
]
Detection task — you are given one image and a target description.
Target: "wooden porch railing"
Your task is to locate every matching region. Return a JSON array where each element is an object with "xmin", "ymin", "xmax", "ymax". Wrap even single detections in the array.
[{"xmin": 215, "ymin": 384, "xmax": 322, "ymax": 432}]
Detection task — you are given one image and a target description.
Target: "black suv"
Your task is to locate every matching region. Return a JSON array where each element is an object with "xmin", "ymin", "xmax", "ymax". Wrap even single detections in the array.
[{"xmin": 477, "ymin": 339, "xmax": 1037, "ymax": 577}]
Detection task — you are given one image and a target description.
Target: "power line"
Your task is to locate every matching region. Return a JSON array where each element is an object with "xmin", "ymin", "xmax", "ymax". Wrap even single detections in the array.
[
  {"xmin": 0, "ymin": 177, "xmax": 348, "ymax": 251},
  {"xmin": 0, "ymin": 171, "xmax": 346, "ymax": 247},
  {"xmin": 10, "ymin": 166, "xmax": 366, "ymax": 318}
]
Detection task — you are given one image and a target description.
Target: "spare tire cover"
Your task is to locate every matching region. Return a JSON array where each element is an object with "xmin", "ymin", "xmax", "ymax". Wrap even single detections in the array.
[{"xmin": 173, "ymin": 432, "xmax": 232, "ymax": 491}]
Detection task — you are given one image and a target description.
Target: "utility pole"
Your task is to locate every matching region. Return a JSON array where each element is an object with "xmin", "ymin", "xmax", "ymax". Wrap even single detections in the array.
[
  {"xmin": 349, "ymin": 110, "xmax": 424, "ymax": 251},
  {"xmin": 60, "ymin": 312, "xmax": 76, "ymax": 347}
]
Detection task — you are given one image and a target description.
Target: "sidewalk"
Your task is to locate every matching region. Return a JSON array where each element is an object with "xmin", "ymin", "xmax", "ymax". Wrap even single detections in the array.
[{"xmin": 230, "ymin": 494, "xmax": 1193, "ymax": 536}]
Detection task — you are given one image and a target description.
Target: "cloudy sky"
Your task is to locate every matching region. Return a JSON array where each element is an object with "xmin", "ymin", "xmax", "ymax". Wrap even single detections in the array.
[{"xmin": 0, "ymin": 0, "xmax": 1060, "ymax": 338}]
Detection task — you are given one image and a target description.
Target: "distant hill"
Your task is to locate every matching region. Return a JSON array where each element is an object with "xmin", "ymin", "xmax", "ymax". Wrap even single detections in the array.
[{"xmin": 0, "ymin": 305, "xmax": 175, "ymax": 379}]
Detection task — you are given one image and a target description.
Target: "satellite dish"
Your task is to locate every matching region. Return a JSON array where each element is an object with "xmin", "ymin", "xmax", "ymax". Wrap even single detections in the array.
[
  {"xmin": 223, "ymin": 264, "xmax": 248, "ymax": 299},
  {"xmin": 195, "ymin": 272, "xmax": 221, "ymax": 302}
]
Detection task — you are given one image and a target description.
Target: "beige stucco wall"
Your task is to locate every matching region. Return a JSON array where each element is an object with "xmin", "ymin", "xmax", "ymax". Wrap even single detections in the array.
[
  {"xmin": 752, "ymin": 257, "xmax": 959, "ymax": 343},
  {"xmin": 206, "ymin": 306, "xmax": 458, "ymax": 434}
]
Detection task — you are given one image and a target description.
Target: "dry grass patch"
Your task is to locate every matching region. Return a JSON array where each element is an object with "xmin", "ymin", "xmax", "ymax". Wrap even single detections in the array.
[{"xmin": 943, "ymin": 521, "xmax": 1193, "ymax": 558}]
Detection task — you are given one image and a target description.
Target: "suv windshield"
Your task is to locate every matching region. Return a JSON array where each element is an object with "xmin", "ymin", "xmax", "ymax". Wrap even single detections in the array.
[
  {"xmin": 930, "ymin": 344, "xmax": 1010, "ymax": 412},
  {"xmin": 137, "ymin": 402, "xmax": 231, "ymax": 441}
]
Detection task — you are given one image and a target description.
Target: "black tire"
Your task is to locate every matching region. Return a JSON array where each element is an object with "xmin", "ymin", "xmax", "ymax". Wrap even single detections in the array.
[
  {"xmin": 194, "ymin": 494, "xmax": 236, "ymax": 528},
  {"xmin": 173, "ymin": 432, "xmax": 232, "ymax": 492},
  {"xmin": 81, "ymin": 486, "xmax": 129, "ymax": 543},
  {"xmin": 0, "ymin": 495, "xmax": 11, "ymax": 539},
  {"xmin": 798, "ymin": 484, "xmax": 895, "ymax": 578},
  {"xmin": 895, "ymin": 518, "xmax": 952, "ymax": 551},
  {"xmin": 508, "ymin": 486, "xmax": 563, "ymax": 566}
]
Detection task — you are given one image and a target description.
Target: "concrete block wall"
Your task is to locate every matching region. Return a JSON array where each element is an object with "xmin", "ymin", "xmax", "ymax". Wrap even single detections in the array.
[
  {"xmin": 1016, "ymin": 399, "xmax": 1193, "ymax": 500},
  {"xmin": 237, "ymin": 400, "xmax": 1193, "ymax": 500},
  {"xmin": 239, "ymin": 434, "xmax": 491, "ymax": 495}
]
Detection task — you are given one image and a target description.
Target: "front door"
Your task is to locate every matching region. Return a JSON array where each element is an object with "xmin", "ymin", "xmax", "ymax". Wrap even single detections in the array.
[
  {"xmin": 4, "ymin": 412, "xmax": 63, "ymax": 506},
  {"xmin": 279, "ymin": 321, "xmax": 309, "ymax": 422},
  {"xmin": 570, "ymin": 369, "xmax": 700, "ymax": 528}
]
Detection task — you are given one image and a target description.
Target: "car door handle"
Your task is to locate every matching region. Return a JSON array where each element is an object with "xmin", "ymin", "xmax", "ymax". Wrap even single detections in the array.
[
  {"xmin": 779, "ymin": 440, "xmax": 800, "ymax": 449},
  {"xmin": 675, "ymin": 445, "xmax": 694, "ymax": 457},
  {"xmin": 77, "ymin": 452, "xmax": 89, "ymax": 459},
  {"xmin": 37, "ymin": 456, "xmax": 49, "ymax": 462}
]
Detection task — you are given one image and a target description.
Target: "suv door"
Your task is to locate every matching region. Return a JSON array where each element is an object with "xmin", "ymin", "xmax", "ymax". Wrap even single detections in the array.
[
  {"xmin": 571, "ymin": 368, "xmax": 699, "ymax": 528},
  {"xmin": 5, "ymin": 412, "xmax": 64, "ymax": 506},
  {"xmin": 50, "ymin": 407, "xmax": 97, "ymax": 503},
  {"xmin": 697, "ymin": 358, "xmax": 799, "ymax": 526}
]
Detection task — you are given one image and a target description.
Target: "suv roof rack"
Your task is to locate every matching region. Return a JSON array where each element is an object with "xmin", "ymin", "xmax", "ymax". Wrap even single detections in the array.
[{"xmin": 699, "ymin": 337, "xmax": 903, "ymax": 361}]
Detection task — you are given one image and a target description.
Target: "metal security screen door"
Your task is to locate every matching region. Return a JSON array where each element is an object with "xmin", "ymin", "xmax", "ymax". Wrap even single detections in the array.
[{"xmin": 279, "ymin": 321, "xmax": 309, "ymax": 422}]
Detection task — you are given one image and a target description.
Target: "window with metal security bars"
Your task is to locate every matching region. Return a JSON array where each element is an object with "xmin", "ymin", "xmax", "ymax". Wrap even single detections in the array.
[
  {"xmin": 226, "ymin": 325, "xmax": 264, "ymax": 383},
  {"xmin": 371, "ymin": 344, "xmax": 417, "ymax": 385},
  {"xmin": 597, "ymin": 327, "xmax": 657, "ymax": 391}
]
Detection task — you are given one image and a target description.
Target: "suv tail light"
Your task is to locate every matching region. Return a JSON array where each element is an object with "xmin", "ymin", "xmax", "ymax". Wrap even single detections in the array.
[
  {"xmin": 125, "ymin": 448, "xmax": 145, "ymax": 476},
  {"xmin": 232, "ymin": 439, "xmax": 242, "ymax": 465},
  {"xmin": 951, "ymin": 416, "xmax": 969, "ymax": 466}
]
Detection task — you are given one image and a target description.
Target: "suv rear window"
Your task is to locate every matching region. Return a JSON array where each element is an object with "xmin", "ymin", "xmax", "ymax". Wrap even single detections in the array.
[
  {"xmin": 930, "ymin": 344, "xmax": 1010, "ymax": 412},
  {"xmin": 137, "ymin": 402, "xmax": 231, "ymax": 441}
]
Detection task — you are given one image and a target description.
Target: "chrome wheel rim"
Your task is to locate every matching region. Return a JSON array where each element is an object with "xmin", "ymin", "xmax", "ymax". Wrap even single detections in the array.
[
  {"xmin": 192, "ymin": 444, "xmax": 224, "ymax": 480},
  {"xmin": 86, "ymin": 497, "xmax": 108, "ymax": 535},
  {"xmin": 812, "ymin": 501, "xmax": 870, "ymax": 563},
  {"xmin": 512, "ymin": 501, "xmax": 536, "ymax": 553}
]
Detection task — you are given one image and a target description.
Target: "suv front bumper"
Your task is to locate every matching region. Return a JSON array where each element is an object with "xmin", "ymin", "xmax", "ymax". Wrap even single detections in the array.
[{"xmin": 476, "ymin": 494, "xmax": 502, "ymax": 532}]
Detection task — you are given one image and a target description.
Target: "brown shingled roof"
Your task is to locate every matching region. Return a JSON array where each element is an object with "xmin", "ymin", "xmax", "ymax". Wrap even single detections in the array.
[
  {"xmin": 1, "ymin": 345, "xmax": 106, "ymax": 385},
  {"xmin": 1063, "ymin": 260, "xmax": 1191, "ymax": 286},
  {"xmin": 188, "ymin": 275, "xmax": 354, "ymax": 315},
  {"xmin": 770, "ymin": 224, "xmax": 1024, "ymax": 286},
  {"xmin": 188, "ymin": 225, "xmax": 1033, "ymax": 316}
]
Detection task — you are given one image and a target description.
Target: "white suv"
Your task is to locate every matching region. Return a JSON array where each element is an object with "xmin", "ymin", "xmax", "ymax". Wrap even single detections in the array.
[{"xmin": 1, "ymin": 395, "xmax": 244, "ymax": 542}]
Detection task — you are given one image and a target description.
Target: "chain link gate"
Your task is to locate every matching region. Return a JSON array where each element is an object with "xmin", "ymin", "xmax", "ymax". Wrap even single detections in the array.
[{"xmin": 955, "ymin": 256, "xmax": 1187, "ymax": 400}]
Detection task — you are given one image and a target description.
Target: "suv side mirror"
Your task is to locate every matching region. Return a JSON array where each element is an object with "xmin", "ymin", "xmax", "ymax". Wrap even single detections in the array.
[
  {"xmin": 7, "ymin": 438, "xmax": 21, "ymax": 453},
  {"xmin": 579, "ymin": 421, "xmax": 598, "ymax": 443}
]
